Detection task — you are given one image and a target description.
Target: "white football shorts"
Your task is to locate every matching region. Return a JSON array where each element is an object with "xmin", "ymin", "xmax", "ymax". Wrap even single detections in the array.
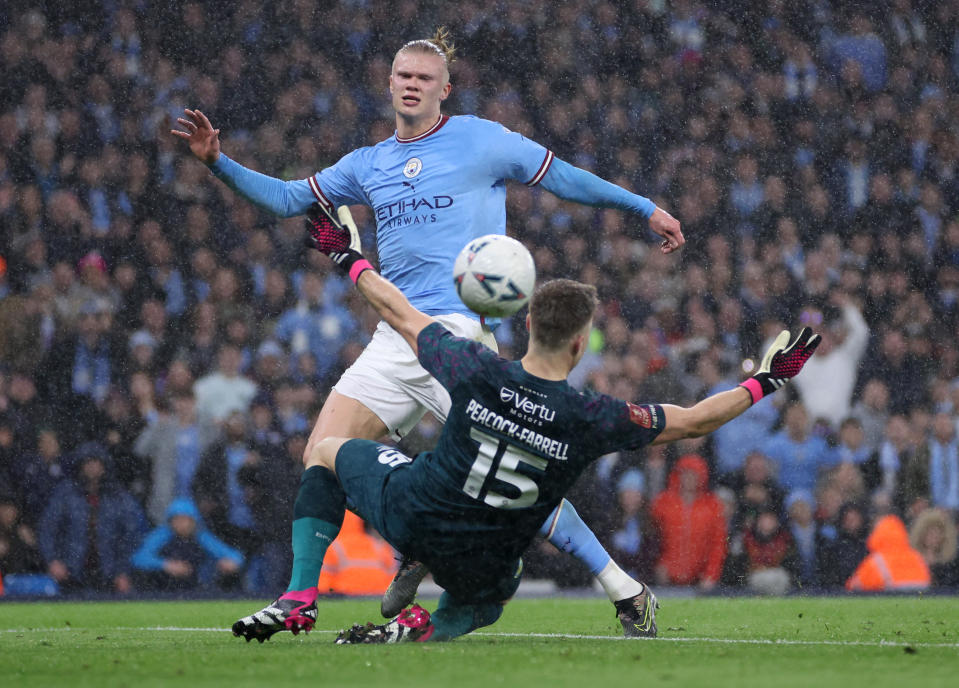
[{"xmin": 333, "ymin": 313, "xmax": 498, "ymax": 440}]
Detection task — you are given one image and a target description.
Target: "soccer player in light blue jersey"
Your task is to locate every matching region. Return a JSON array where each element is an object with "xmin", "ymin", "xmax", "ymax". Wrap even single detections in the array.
[{"xmin": 173, "ymin": 28, "xmax": 684, "ymax": 638}]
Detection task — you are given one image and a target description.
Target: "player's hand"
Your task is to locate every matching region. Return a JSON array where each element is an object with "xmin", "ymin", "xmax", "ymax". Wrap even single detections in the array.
[
  {"xmin": 739, "ymin": 327, "xmax": 821, "ymax": 404},
  {"xmin": 648, "ymin": 206, "xmax": 684, "ymax": 254},
  {"xmin": 305, "ymin": 203, "xmax": 352, "ymax": 256},
  {"xmin": 171, "ymin": 109, "xmax": 221, "ymax": 165},
  {"xmin": 304, "ymin": 203, "xmax": 374, "ymax": 283},
  {"xmin": 304, "ymin": 204, "xmax": 362, "ymax": 255}
]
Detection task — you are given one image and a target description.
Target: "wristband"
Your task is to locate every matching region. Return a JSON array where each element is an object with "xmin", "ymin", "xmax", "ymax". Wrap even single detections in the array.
[
  {"xmin": 348, "ymin": 259, "xmax": 374, "ymax": 284},
  {"xmin": 331, "ymin": 249, "xmax": 374, "ymax": 284},
  {"xmin": 738, "ymin": 378, "xmax": 765, "ymax": 405}
]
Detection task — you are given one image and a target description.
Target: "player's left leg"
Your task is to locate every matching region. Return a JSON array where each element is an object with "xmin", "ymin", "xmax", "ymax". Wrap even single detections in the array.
[{"xmin": 541, "ymin": 498, "xmax": 658, "ymax": 637}]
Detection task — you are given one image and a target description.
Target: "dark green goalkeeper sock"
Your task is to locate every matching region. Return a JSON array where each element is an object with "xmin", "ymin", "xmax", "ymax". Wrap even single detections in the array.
[
  {"xmin": 286, "ymin": 466, "xmax": 346, "ymax": 592},
  {"xmin": 428, "ymin": 592, "xmax": 504, "ymax": 641}
]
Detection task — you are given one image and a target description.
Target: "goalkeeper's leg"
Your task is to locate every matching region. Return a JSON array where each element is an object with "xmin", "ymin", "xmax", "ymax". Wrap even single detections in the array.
[{"xmin": 428, "ymin": 592, "xmax": 505, "ymax": 641}]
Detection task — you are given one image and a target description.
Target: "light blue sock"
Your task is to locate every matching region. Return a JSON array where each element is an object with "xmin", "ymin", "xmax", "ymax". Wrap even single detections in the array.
[
  {"xmin": 539, "ymin": 498, "xmax": 611, "ymax": 576},
  {"xmin": 429, "ymin": 592, "xmax": 503, "ymax": 642}
]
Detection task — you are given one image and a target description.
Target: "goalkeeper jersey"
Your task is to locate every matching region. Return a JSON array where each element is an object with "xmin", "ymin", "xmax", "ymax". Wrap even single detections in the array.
[{"xmin": 381, "ymin": 321, "xmax": 664, "ymax": 561}]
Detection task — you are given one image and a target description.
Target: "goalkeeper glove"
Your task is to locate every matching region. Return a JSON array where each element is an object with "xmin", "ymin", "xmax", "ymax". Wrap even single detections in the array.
[
  {"xmin": 304, "ymin": 203, "xmax": 372, "ymax": 283},
  {"xmin": 738, "ymin": 327, "xmax": 821, "ymax": 404}
]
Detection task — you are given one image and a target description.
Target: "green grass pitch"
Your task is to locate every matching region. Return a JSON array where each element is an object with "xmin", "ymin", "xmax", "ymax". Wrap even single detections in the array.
[{"xmin": 1, "ymin": 596, "xmax": 957, "ymax": 687}]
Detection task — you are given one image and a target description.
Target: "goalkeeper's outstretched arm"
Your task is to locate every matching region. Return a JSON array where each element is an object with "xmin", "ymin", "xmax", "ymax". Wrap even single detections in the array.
[
  {"xmin": 651, "ymin": 328, "xmax": 821, "ymax": 446},
  {"xmin": 353, "ymin": 270, "xmax": 435, "ymax": 354}
]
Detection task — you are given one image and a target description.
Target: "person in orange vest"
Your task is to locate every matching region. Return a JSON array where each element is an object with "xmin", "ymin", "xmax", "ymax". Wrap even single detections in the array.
[
  {"xmin": 317, "ymin": 512, "xmax": 398, "ymax": 596},
  {"xmin": 846, "ymin": 514, "xmax": 931, "ymax": 591}
]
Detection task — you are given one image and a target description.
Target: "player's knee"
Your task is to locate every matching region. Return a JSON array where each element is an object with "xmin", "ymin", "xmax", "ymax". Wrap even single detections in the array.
[{"xmin": 308, "ymin": 437, "xmax": 347, "ymax": 471}]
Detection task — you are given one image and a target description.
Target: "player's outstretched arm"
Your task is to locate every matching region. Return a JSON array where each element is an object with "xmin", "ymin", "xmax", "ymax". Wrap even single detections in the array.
[
  {"xmin": 304, "ymin": 204, "xmax": 433, "ymax": 352},
  {"xmin": 651, "ymin": 328, "xmax": 821, "ymax": 445},
  {"xmin": 170, "ymin": 109, "xmax": 315, "ymax": 218},
  {"xmin": 538, "ymin": 158, "xmax": 685, "ymax": 254}
]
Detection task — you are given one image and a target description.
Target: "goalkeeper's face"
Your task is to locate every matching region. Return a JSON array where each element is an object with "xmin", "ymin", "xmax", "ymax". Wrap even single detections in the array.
[{"xmin": 389, "ymin": 51, "xmax": 451, "ymax": 122}]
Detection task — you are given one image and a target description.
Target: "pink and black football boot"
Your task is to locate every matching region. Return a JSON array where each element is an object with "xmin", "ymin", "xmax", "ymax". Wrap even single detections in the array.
[
  {"xmin": 335, "ymin": 604, "xmax": 435, "ymax": 644},
  {"xmin": 232, "ymin": 587, "xmax": 319, "ymax": 643}
]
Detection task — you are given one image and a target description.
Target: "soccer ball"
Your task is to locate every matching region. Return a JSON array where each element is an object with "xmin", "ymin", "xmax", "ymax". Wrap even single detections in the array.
[{"xmin": 453, "ymin": 234, "xmax": 535, "ymax": 318}]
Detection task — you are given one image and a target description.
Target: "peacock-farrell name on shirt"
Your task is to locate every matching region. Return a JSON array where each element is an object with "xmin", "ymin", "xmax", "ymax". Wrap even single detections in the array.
[{"xmin": 465, "ymin": 398, "xmax": 569, "ymax": 460}]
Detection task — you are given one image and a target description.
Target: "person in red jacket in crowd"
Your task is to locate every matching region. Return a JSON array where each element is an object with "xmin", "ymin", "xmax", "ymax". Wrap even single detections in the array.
[
  {"xmin": 743, "ymin": 504, "xmax": 797, "ymax": 595},
  {"xmin": 651, "ymin": 454, "xmax": 727, "ymax": 590},
  {"xmin": 846, "ymin": 514, "xmax": 931, "ymax": 591},
  {"xmin": 317, "ymin": 511, "xmax": 397, "ymax": 596}
]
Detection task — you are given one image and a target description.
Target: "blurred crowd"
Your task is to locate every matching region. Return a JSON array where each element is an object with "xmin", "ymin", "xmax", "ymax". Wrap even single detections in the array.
[{"xmin": 2, "ymin": 0, "xmax": 959, "ymax": 597}]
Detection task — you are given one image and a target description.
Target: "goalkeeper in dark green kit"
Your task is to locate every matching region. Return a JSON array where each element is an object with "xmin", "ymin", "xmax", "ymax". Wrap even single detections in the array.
[{"xmin": 233, "ymin": 207, "xmax": 821, "ymax": 644}]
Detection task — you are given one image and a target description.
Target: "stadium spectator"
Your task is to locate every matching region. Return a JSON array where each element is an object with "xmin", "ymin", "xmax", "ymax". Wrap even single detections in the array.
[
  {"xmin": 742, "ymin": 505, "xmax": 797, "ymax": 595},
  {"xmin": 131, "ymin": 497, "xmax": 243, "ymax": 592},
  {"xmin": 3, "ymin": 371, "xmax": 48, "ymax": 446},
  {"xmin": 760, "ymin": 402, "xmax": 834, "ymax": 492},
  {"xmin": 0, "ymin": 281, "xmax": 51, "ymax": 375},
  {"xmin": 193, "ymin": 343, "xmax": 258, "ymax": 424},
  {"xmin": 274, "ymin": 269, "xmax": 359, "ymax": 383},
  {"xmin": 785, "ymin": 490, "xmax": 819, "ymax": 588},
  {"xmin": 0, "ymin": 490, "xmax": 43, "ymax": 576},
  {"xmin": 716, "ymin": 486, "xmax": 747, "ymax": 587},
  {"xmin": 607, "ymin": 469, "xmax": 659, "ymax": 583},
  {"xmin": 235, "ymin": 431, "xmax": 304, "ymax": 593},
  {"xmin": 834, "ymin": 417, "xmax": 873, "ymax": 467},
  {"xmin": 192, "ymin": 410, "xmax": 260, "ymax": 555},
  {"xmin": 38, "ymin": 296, "xmax": 120, "ymax": 426},
  {"xmin": 719, "ymin": 451, "xmax": 786, "ymax": 528},
  {"xmin": 830, "ymin": 15, "xmax": 888, "ymax": 93},
  {"xmin": 846, "ymin": 514, "xmax": 931, "ymax": 592},
  {"xmin": 910, "ymin": 507, "xmax": 959, "ymax": 587},
  {"xmin": 650, "ymin": 454, "xmax": 726, "ymax": 590},
  {"xmin": 15, "ymin": 427, "xmax": 67, "ymax": 527},
  {"xmin": 871, "ymin": 414, "xmax": 916, "ymax": 503},
  {"xmin": 36, "ymin": 443, "xmax": 146, "ymax": 593},
  {"xmin": 792, "ymin": 296, "xmax": 870, "ymax": 427},
  {"xmin": 926, "ymin": 412, "xmax": 959, "ymax": 513},
  {"xmin": 818, "ymin": 502, "xmax": 870, "ymax": 589},
  {"xmin": 869, "ymin": 330, "xmax": 929, "ymax": 414},
  {"xmin": 134, "ymin": 388, "xmax": 220, "ymax": 526}
]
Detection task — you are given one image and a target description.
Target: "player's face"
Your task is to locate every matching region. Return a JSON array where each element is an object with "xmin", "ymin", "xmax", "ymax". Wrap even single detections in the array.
[{"xmin": 389, "ymin": 51, "xmax": 451, "ymax": 122}]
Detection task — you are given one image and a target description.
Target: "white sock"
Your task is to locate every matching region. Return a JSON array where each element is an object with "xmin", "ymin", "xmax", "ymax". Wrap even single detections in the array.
[{"xmin": 596, "ymin": 560, "xmax": 644, "ymax": 602}]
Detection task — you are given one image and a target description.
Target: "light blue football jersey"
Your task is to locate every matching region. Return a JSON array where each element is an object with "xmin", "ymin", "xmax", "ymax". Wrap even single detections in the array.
[{"xmin": 308, "ymin": 115, "xmax": 554, "ymax": 317}]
